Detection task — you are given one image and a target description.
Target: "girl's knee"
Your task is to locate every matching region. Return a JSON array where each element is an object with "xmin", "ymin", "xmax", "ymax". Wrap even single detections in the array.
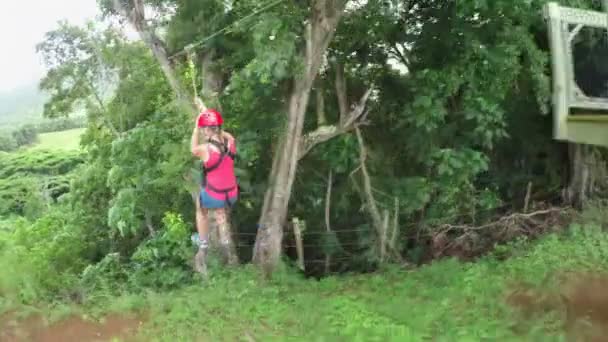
[
  {"xmin": 197, "ymin": 208, "xmax": 209, "ymax": 219},
  {"xmin": 215, "ymin": 209, "xmax": 227, "ymax": 224}
]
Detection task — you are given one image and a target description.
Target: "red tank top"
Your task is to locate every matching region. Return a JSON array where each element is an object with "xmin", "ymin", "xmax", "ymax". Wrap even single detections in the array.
[{"xmin": 203, "ymin": 137, "xmax": 238, "ymax": 200}]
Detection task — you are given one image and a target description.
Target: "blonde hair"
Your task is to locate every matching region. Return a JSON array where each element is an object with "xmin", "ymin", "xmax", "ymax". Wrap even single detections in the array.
[{"xmin": 205, "ymin": 126, "xmax": 223, "ymax": 143}]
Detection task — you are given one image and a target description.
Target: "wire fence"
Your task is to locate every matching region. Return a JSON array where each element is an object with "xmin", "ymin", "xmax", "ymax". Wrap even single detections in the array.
[
  {"xmin": 226, "ymin": 191, "xmax": 565, "ymax": 238},
  {"xmin": 197, "ymin": 191, "xmax": 569, "ymax": 271}
]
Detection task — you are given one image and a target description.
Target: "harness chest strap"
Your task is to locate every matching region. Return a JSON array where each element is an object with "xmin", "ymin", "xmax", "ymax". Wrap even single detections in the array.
[
  {"xmin": 202, "ymin": 139, "xmax": 235, "ymax": 173},
  {"xmin": 202, "ymin": 138, "xmax": 237, "ymax": 206}
]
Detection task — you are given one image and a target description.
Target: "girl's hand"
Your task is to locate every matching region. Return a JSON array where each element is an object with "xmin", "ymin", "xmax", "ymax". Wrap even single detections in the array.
[
  {"xmin": 194, "ymin": 110, "xmax": 203, "ymax": 129},
  {"xmin": 194, "ymin": 97, "xmax": 206, "ymax": 111}
]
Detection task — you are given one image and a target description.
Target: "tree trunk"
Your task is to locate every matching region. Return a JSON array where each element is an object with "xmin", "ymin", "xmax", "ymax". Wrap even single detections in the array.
[
  {"xmin": 199, "ymin": 49, "xmax": 224, "ymax": 110},
  {"xmin": 252, "ymin": 83, "xmax": 310, "ymax": 275},
  {"xmin": 316, "ymin": 81, "xmax": 326, "ymax": 126},
  {"xmin": 215, "ymin": 208, "xmax": 239, "ymax": 265},
  {"xmin": 252, "ymin": 0, "xmax": 345, "ymax": 276},
  {"xmin": 566, "ymin": 143, "xmax": 590, "ymax": 209},
  {"xmin": 354, "ymin": 128, "xmax": 386, "ymax": 257}
]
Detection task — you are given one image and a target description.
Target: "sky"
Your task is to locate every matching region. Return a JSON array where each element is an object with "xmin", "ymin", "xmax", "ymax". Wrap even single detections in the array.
[{"xmin": 0, "ymin": 0, "xmax": 100, "ymax": 92}]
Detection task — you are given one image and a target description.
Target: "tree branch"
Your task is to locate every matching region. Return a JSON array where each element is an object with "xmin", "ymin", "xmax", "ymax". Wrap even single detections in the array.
[
  {"xmin": 298, "ymin": 87, "xmax": 372, "ymax": 159},
  {"xmin": 112, "ymin": 0, "xmax": 197, "ymax": 114},
  {"xmin": 303, "ymin": 0, "xmax": 344, "ymax": 88},
  {"xmin": 316, "ymin": 80, "xmax": 326, "ymax": 126},
  {"xmin": 355, "ymin": 128, "xmax": 384, "ymax": 240},
  {"xmin": 84, "ymin": 77, "xmax": 121, "ymax": 137},
  {"xmin": 390, "ymin": 44, "xmax": 410, "ymax": 69},
  {"xmin": 144, "ymin": 210, "xmax": 157, "ymax": 236},
  {"xmin": 335, "ymin": 63, "xmax": 348, "ymax": 123}
]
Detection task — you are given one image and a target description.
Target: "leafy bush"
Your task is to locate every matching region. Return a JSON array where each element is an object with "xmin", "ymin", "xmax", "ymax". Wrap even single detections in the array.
[
  {"xmin": 0, "ymin": 133, "xmax": 17, "ymax": 152},
  {"xmin": 79, "ymin": 252, "xmax": 127, "ymax": 298},
  {"xmin": 0, "ymin": 149, "xmax": 84, "ymax": 216},
  {"xmin": 36, "ymin": 117, "xmax": 86, "ymax": 134},
  {"xmin": 79, "ymin": 212, "xmax": 194, "ymax": 296},
  {"xmin": 0, "ymin": 149, "xmax": 85, "ymax": 178},
  {"xmin": 127, "ymin": 213, "xmax": 194, "ymax": 289},
  {"xmin": 0, "ymin": 118, "xmax": 85, "ymax": 153},
  {"xmin": 0, "ymin": 208, "xmax": 88, "ymax": 304},
  {"xmin": 11, "ymin": 124, "xmax": 38, "ymax": 147}
]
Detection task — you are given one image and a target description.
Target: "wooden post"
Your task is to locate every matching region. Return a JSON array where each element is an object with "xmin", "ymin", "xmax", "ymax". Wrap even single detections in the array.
[
  {"xmin": 292, "ymin": 217, "xmax": 305, "ymax": 271},
  {"xmin": 324, "ymin": 170, "xmax": 333, "ymax": 274},
  {"xmin": 381, "ymin": 209, "xmax": 389, "ymax": 262},
  {"xmin": 524, "ymin": 181, "xmax": 532, "ymax": 213},
  {"xmin": 390, "ymin": 197, "xmax": 400, "ymax": 260}
]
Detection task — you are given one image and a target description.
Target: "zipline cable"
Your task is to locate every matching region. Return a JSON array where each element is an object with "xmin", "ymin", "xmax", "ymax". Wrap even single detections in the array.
[{"xmin": 170, "ymin": 0, "xmax": 285, "ymax": 59}]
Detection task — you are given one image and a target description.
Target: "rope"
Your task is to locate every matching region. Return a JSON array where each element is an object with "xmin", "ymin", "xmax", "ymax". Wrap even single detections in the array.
[
  {"xmin": 186, "ymin": 49, "xmax": 199, "ymax": 99},
  {"xmin": 169, "ymin": 0, "xmax": 285, "ymax": 59}
]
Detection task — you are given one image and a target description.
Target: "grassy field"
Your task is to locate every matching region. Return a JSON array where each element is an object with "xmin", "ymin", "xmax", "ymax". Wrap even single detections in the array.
[
  {"xmin": 3, "ymin": 222, "xmax": 608, "ymax": 341},
  {"xmin": 28, "ymin": 128, "xmax": 85, "ymax": 151},
  {"xmin": 0, "ymin": 149, "xmax": 85, "ymax": 217}
]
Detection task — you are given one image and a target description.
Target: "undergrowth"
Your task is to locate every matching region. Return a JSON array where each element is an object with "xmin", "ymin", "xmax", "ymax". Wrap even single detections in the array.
[
  {"xmin": 3, "ymin": 201, "xmax": 608, "ymax": 341},
  {"xmin": 0, "ymin": 149, "xmax": 84, "ymax": 216},
  {"xmin": 3, "ymin": 217, "xmax": 607, "ymax": 341},
  {"xmin": 139, "ymin": 223, "xmax": 607, "ymax": 341}
]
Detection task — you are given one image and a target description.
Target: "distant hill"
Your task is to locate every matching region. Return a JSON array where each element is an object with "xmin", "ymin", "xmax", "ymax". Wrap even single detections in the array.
[{"xmin": 0, "ymin": 82, "xmax": 48, "ymax": 128}]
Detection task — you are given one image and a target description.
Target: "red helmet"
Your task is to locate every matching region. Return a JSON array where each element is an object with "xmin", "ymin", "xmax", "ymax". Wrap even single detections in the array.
[{"xmin": 197, "ymin": 108, "xmax": 223, "ymax": 127}]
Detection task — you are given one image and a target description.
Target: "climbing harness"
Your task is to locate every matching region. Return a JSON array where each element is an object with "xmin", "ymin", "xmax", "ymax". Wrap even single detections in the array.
[{"xmin": 202, "ymin": 137, "xmax": 237, "ymax": 208}]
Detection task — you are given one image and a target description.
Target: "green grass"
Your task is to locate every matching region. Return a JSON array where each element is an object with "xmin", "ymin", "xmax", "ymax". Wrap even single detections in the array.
[
  {"xmin": 0, "ymin": 149, "xmax": 85, "ymax": 216},
  {"xmin": 29, "ymin": 128, "xmax": 86, "ymax": 151},
  {"xmin": 26, "ymin": 223, "xmax": 606, "ymax": 341}
]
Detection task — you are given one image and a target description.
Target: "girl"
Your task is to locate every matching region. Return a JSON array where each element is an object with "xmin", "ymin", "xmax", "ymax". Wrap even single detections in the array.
[{"xmin": 191, "ymin": 108, "xmax": 238, "ymax": 273}]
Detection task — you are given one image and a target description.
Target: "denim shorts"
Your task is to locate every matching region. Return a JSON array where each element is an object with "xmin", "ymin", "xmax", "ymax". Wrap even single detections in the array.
[{"xmin": 200, "ymin": 188, "xmax": 237, "ymax": 209}]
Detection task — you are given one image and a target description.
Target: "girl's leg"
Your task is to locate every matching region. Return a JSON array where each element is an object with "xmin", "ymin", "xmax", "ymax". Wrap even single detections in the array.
[
  {"xmin": 214, "ymin": 208, "xmax": 238, "ymax": 265},
  {"xmin": 196, "ymin": 206, "xmax": 210, "ymax": 248},
  {"xmin": 194, "ymin": 196, "xmax": 210, "ymax": 275}
]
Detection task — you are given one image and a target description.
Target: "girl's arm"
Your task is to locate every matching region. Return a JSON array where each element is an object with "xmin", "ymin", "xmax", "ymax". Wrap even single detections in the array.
[
  {"xmin": 222, "ymin": 131, "xmax": 236, "ymax": 154},
  {"xmin": 194, "ymin": 97, "xmax": 207, "ymax": 112},
  {"xmin": 191, "ymin": 127, "xmax": 209, "ymax": 161}
]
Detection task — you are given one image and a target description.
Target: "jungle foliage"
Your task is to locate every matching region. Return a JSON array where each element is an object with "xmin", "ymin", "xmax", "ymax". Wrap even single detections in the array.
[{"xmin": 3, "ymin": 3, "xmax": 608, "ymax": 335}]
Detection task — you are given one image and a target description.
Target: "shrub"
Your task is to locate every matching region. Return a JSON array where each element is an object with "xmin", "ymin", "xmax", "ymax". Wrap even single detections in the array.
[
  {"xmin": 36, "ymin": 117, "xmax": 86, "ymax": 134},
  {"xmin": 127, "ymin": 213, "xmax": 194, "ymax": 289},
  {"xmin": 0, "ymin": 150, "xmax": 84, "ymax": 216},
  {"xmin": 78, "ymin": 212, "xmax": 195, "ymax": 296},
  {"xmin": 0, "ymin": 208, "xmax": 88, "ymax": 304},
  {"xmin": 0, "ymin": 133, "xmax": 17, "ymax": 152},
  {"xmin": 11, "ymin": 124, "xmax": 38, "ymax": 147}
]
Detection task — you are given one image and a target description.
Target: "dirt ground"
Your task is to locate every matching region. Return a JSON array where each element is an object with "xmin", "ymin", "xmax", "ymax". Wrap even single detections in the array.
[
  {"xmin": 507, "ymin": 272, "xmax": 608, "ymax": 341},
  {"xmin": 0, "ymin": 313, "xmax": 144, "ymax": 342},
  {"xmin": 3, "ymin": 272, "xmax": 608, "ymax": 341}
]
